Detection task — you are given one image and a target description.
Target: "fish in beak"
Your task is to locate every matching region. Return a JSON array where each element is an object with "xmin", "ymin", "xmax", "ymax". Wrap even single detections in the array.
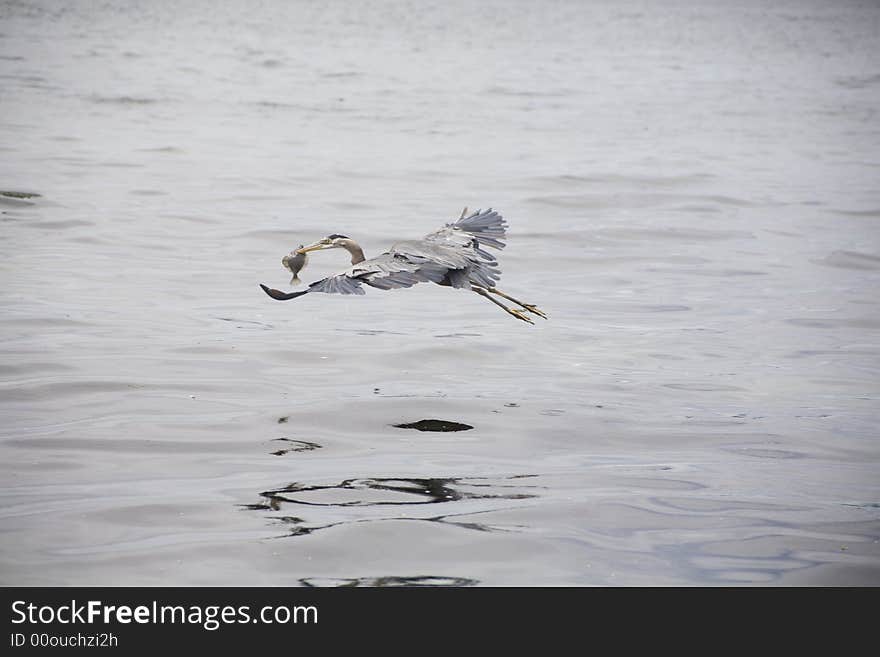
[{"xmin": 282, "ymin": 245, "xmax": 309, "ymax": 285}]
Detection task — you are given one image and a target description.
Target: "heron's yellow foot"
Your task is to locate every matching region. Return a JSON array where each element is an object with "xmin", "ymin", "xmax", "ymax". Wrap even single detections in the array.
[
  {"xmin": 523, "ymin": 304, "xmax": 548, "ymax": 319},
  {"xmin": 508, "ymin": 308, "xmax": 535, "ymax": 325}
]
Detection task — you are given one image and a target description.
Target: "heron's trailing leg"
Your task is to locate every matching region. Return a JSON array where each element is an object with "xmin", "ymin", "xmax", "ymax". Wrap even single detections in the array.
[
  {"xmin": 487, "ymin": 287, "xmax": 548, "ymax": 319},
  {"xmin": 472, "ymin": 286, "xmax": 534, "ymax": 325}
]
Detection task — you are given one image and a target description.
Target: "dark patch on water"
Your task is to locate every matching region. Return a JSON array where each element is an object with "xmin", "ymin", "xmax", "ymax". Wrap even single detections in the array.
[
  {"xmin": 0, "ymin": 190, "xmax": 41, "ymax": 199},
  {"xmin": 299, "ymin": 575, "xmax": 477, "ymax": 587},
  {"xmin": 393, "ymin": 419, "xmax": 473, "ymax": 432},
  {"xmin": 270, "ymin": 438, "xmax": 322, "ymax": 456},
  {"xmin": 277, "ymin": 416, "xmax": 288, "ymax": 424}
]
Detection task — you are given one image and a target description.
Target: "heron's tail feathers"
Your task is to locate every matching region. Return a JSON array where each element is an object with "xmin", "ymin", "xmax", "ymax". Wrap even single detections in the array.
[
  {"xmin": 290, "ymin": 274, "xmax": 302, "ymax": 286},
  {"xmin": 453, "ymin": 208, "xmax": 507, "ymax": 250}
]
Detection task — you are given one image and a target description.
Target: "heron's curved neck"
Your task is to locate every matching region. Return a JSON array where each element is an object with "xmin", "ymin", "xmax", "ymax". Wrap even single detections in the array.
[{"xmin": 340, "ymin": 239, "xmax": 365, "ymax": 264}]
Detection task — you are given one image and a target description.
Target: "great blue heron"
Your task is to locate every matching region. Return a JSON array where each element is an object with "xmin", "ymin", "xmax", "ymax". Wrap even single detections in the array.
[{"xmin": 259, "ymin": 207, "xmax": 547, "ymax": 324}]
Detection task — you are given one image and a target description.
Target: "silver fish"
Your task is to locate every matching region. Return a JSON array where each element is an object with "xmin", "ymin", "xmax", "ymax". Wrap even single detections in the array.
[{"xmin": 282, "ymin": 245, "xmax": 309, "ymax": 286}]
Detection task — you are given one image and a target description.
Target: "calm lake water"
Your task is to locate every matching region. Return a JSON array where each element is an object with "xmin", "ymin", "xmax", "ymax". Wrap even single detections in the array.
[{"xmin": 1, "ymin": 0, "xmax": 879, "ymax": 585}]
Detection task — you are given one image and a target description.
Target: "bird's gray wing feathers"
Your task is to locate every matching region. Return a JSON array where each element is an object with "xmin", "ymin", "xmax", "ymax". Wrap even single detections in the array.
[
  {"xmin": 423, "ymin": 208, "xmax": 507, "ymax": 252},
  {"xmin": 418, "ymin": 207, "xmax": 506, "ymax": 287},
  {"xmin": 307, "ymin": 251, "xmax": 449, "ymax": 295},
  {"xmin": 307, "ymin": 273, "xmax": 366, "ymax": 295}
]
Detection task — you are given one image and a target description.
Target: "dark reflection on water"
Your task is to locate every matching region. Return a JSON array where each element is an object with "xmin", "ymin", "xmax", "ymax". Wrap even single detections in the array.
[
  {"xmin": 254, "ymin": 475, "xmax": 538, "ymax": 507},
  {"xmin": 300, "ymin": 576, "xmax": 478, "ymax": 587},
  {"xmin": 0, "ymin": 190, "xmax": 41, "ymax": 199},
  {"xmin": 264, "ymin": 506, "xmax": 529, "ymax": 539},
  {"xmin": 240, "ymin": 475, "xmax": 540, "ymax": 538},
  {"xmin": 393, "ymin": 419, "xmax": 474, "ymax": 432},
  {"xmin": 270, "ymin": 438, "xmax": 322, "ymax": 456}
]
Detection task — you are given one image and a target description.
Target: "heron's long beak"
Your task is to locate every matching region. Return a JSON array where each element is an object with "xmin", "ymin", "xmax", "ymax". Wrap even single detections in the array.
[{"xmin": 296, "ymin": 241, "xmax": 331, "ymax": 255}]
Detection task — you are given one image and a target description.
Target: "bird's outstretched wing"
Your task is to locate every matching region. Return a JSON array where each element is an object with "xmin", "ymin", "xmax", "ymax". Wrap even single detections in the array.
[{"xmin": 307, "ymin": 250, "xmax": 451, "ymax": 295}]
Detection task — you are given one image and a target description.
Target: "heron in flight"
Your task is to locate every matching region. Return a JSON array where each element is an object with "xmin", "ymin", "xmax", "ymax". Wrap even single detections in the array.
[{"xmin": 259, "ymin": 207, "xmax": 547, "ymax": 324}]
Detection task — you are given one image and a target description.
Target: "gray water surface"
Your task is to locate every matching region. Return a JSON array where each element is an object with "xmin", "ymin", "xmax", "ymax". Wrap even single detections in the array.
[{"xmin": 1, "ymin": 0, "xmax": 879, "ymax": 586}]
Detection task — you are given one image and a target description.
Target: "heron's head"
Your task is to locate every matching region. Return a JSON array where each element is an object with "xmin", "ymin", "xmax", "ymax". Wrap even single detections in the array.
[{"xmin": 297, "ymin": 234, "xmax": 352, "ymax": 254}]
